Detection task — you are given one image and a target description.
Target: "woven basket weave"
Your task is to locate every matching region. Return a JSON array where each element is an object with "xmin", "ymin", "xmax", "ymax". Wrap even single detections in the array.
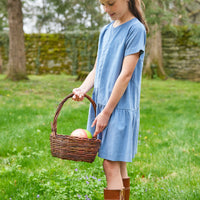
[{"xmin": 50, "ymin": 93, "xmax": 101, "ymax": 163}]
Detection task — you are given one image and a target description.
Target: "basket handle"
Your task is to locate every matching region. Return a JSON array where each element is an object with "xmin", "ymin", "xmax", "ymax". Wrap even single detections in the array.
[{"xmin": 51, "ymin": 93, "xmax": 96, "ymax": 136}]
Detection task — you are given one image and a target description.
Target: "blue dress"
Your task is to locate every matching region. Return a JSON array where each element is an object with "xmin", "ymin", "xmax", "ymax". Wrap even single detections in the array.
[{"xmin": 87, "ymin": 18, "xmax": 146, "ymax": 162}]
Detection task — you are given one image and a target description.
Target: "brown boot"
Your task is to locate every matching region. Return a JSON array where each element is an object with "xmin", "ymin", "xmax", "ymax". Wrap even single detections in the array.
[
  {"xmin": 104, "ymin": 188, "xmax": 125, "ymax": 200},
  {"xmin": 122, "ymin": 178, "xmax": 130, "ymax": 200}
]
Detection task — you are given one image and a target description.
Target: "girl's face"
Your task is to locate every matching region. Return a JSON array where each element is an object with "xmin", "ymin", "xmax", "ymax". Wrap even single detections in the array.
[{"xmin": 100, "ymin": 0, "xmax": 131, "ymax": 21}]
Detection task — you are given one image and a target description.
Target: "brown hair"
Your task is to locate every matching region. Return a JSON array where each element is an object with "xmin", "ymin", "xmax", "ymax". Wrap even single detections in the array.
[{"xmin": 128, "ymin": 0, "xmax": 149, "ymax": 33}]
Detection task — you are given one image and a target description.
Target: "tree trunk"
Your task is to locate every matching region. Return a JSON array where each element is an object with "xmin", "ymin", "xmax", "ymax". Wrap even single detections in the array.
[
  {"xmin": 7, "ymin": 0, "xmax": 28, "ymax": 81},
  {"xmin": 143, "ymin": 24, "xmax": 167, "ymax": 79}
]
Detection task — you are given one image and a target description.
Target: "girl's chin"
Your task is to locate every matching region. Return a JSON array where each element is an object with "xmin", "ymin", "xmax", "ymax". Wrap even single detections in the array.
[{"xmin": 109, "ymin": 14, "xmax": 116, "ymax": 20}]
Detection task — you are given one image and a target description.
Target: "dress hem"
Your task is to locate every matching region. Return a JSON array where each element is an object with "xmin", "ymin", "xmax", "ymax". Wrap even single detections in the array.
[{"xmin": 97, "ymin": 152, "xmax": 137, "ymax": 163}]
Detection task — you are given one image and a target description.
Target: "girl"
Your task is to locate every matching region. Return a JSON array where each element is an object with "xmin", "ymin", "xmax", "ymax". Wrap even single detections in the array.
[{"xmin": 72, "ymin": 0, "xmax": 148, "ymax": 199}]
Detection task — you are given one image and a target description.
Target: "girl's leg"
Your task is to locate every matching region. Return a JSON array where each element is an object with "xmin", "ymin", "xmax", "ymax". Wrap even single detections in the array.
[
  {"xmin": 120, "ymin": 162, "xmax": 128, "ymax": 178},
  {"xmin": 120, "ymin": 162, "xmax": 130, "ymax": 200},
  {"xmin": 103, "ymin": 159, "xmax": 123, "ymax": 189}
]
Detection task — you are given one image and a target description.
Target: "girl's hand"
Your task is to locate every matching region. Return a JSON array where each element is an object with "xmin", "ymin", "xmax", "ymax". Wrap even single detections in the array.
[
  {"xmin": 72, "ymin": 88, "xmax": 85, "ymax": 101},
  {"xmin": 92, "ymin": 111, "xmax": 110, "ymax": 137}
]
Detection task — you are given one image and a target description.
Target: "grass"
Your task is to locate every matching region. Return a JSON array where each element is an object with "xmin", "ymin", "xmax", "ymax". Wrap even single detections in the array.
[{"xmin": 0, "ymin": 74, "xmax": 199, "ymax": 200}]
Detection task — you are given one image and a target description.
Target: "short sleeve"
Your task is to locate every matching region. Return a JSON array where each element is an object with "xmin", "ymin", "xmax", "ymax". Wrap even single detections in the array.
[{"xmin": 124, "ymin": 24, "xmax": 146, "ymax": 57}]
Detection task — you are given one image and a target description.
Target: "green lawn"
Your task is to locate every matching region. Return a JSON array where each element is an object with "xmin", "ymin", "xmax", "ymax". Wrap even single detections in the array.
[{"xmin": 0, "ymin": 74, "xmax": 199, "ymax": 200}]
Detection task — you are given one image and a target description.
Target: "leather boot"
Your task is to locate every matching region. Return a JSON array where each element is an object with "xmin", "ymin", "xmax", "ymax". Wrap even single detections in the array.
[
  {"xmin": 104, "ymin": 188, "xmax": 125, "ymax": 200},
  {"xmin": 122, "ymin": 177, "xmax": 130, "ymax": 200}
]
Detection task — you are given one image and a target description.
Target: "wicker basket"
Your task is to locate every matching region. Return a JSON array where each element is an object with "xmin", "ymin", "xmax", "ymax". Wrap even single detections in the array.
[{"xmin": 50, "ymin": 93, "xmax": 101, "ymax": 163}]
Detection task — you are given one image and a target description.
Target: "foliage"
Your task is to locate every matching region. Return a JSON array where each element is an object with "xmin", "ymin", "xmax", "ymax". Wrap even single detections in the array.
[
  {"xmin": 0, "ymin": 74, "xmax": 200, "ymax": 199},
  {"xmin": 0, "ymin": 32, "xmax": 9, "ymax": 47},
  {"xmin": 143, "ymin": 0, "xmax": 199, "ymax": 27},
  {"xmin": 22, "ymin": 0, "xmax": 108, "ymax": 33},
  {"xmin": 23, "ymin": 0, "xmax": 199, "ymax": 33},
  {"xmin": 1, "ymin": 0, "xmax": 199, "ymax": 33},
  {"xmin": 49, "ymin": 0, "xmax": 107, "ymax": 31},
  {"xmin": 0, "ymin": 0, "xmax": 8, "ymax": 31}
]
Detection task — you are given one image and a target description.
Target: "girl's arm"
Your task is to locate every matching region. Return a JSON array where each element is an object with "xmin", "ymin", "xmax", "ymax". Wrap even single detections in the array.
[
  {"xmin": 72, "ymin": 59, "xmax": 97, "ymax": 101},
  {"xmin": 92, "ymin": 53, "xmax": 140, "ymax": 136}
]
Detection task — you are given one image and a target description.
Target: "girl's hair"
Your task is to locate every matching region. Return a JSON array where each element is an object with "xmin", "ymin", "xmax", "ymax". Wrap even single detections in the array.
[{"xmin": 128, "ymin": 0, "xmax": 149, "ymax": 33}]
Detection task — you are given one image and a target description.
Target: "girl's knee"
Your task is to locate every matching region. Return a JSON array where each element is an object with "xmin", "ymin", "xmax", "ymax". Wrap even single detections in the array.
[{"xmin": 103, "ymin": 160, "xmax": 114, "ymax": 169}]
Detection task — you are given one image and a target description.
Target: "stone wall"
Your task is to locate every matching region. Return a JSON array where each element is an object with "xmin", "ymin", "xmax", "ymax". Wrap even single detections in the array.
[
  {"xmin": 0, "ymin": 31, "xmax": 99, "ymax": 75},
  {"xmin": 162, "ymin": 26, "xmax": 200, "ymax": 81},
  {"xmin": 0, "ymin": 26, "xmax": 200, "ymax": 81}
]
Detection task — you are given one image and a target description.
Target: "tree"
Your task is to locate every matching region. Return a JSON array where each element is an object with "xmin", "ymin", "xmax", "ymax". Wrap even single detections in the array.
[{"xmin": 7, "ymin": 0, "xmax": 27, "ymax": 80}]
